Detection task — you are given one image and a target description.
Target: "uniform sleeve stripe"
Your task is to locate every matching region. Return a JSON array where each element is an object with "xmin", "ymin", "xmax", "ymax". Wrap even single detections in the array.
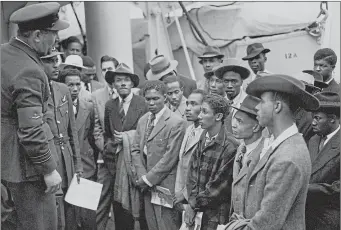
[{"xmin": 30, "ymin": 149, "xmax": 52, "ymax": 164}]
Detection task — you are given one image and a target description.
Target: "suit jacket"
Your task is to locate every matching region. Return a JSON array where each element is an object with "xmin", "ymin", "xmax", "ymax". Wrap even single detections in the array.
[
  {"xmin": 79, "ymin": 88, "xmax": 92, "ymax": 102},
  {"xmin": 131, "ymin": 107, "xmax": 186, "ymax": 192},
  {"xmin": 91, "ymin": 86, "xmax": 112, "ymax": 152},
  {"xmin": 231, "ymin": 133, "xmax": 311, "ymax": 230},
  {"xmin": 322, "ymin": 78, "xmax": 340, "ymax": 94},
  {"xmin": 1, "ymin": 38, "xmax": 58, "ymax": 182},
  {"xmin": 103, "ymin": 94, "xmax": 148, "ymax": 175},
  {"xmin": 174, "ymin": 124, "xmax": 204, "ymax": 200},
  {"xmin": 306, "ymin": 131, "xmax": 340, "ymax": 230},
  {"xmin": 76, "ymin": 99, "xmax": 97, "ymax": 179},
  {"xmin": 46, "ymin": 81, "xmax": 83, "ymax": 187}
]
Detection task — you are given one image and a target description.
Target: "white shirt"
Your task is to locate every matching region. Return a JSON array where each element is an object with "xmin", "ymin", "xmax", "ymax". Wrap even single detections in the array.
[
  {"xmin": 73, "ymin": 98, "xmax": 78, "ymax": 115},
  {"xmin": 118, "ymin": 92, "xmax": 133, "ymax": 114},
  {"xmin": 230, "ymin": 90, "xmax": 247, "ymax": 116},
  {"xmin": 242, "ymin": 137, "xmax": 262, "ymax": 165},
  {"xmin": 142, "ymin": 106, "xmax": 167, "ymax": 187},
  {"xmin": 260, "ymin": 124, "xmax": 298, "ymax": 160},
  {"xmin": 324, "ymin": 125, "xmax": 340, "ymax": 147}
]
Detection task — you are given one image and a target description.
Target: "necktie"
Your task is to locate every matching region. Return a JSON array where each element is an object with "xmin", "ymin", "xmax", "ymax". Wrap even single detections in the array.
[
  {"xmin": 318, "ymin": 135, "xmax": 327, "ymax": 152},
  {"xmin": 118, "ymin": 99, "xmax": 125, "ymax": 123},
  {"xmin": 73, "ymin": 100, "xmax": 78, "ymax": 117},
  {"xmin": 236, "ymin": 144, "xmax": 247, "ymax": 169}
]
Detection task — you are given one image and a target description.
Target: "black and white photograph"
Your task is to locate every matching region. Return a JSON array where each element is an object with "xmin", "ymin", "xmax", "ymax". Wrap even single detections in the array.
[{"xmin": 1, "ymin": 1, "xmax": 340, "ymax": 230}]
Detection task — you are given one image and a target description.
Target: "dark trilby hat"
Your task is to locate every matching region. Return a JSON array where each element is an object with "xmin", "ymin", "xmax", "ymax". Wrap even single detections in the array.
[
  {"xmin": 246, "ymin": 74, "xmax": 320, "ymax": 111},
  {"xmin": 314, "ymin": 92, "xmax": 340, "ymax": 109},
  {"xmin": 198, "ymin": 46, "xmax": 224, "ymax": 64},
  {"xmin": 41, "ymin": 47, "xmax": 63, "ymax": 59},
  {"xmin": 105, "ymin": 63, "xmax": 139, "ymax": 87},
  {"xmin": 214, "ymin": 58, "xmax": 251, "ymax": 80},
  {"xmin": 10, "ymin": 2, "xmax": 69, "ymax": 31},
  {"xmin": 146, "ymin": 55, "xmax": 178, "ymax": 81},
  {"xmin": 231, "ymin": 95, "xmax": 261, "ymax": 117},
  {"xmin": 82, "ymin": 56, "xmax": 97, "ymax": 75},
  {"xmin": 302, "ymin": 70, "xmax": 329, "ymax": 89},
  {"xmin": 242, "ymin": 43, "xmax": 270, "ymax": 60}
]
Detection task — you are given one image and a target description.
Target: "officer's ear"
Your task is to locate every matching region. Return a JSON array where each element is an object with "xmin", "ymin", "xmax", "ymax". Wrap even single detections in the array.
[{"xmin": 32, "ymin": 30, "xmax": 43, "ymax": 43}]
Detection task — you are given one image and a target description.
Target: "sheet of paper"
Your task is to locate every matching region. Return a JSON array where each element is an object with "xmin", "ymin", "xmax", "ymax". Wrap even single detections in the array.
[
  {"xmin": 180, "ymin": 209, "xmax": 203, "ymax": 230},
  {"xmin": 64, "ymin": 174, "xmax": 103, "ymax": 211},
  {"xmin": 151, "ymin": 186, "xmax": 173, "ymax": 208}
]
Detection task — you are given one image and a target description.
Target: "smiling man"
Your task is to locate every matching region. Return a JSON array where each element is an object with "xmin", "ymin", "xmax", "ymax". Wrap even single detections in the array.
[
  {"xmin": 185, "ymin": 94, "xmax": 238, "ymax": 230},
  {"xmin": 131, "ymin": 80, "xmax": 186, "ymax": 230},
  {"xmin": 313, "ymin": 48, "xmax": 340, "ymax": 93},
  {"xmin": 306, "ymin": 92, "xmax": 340, "ymax": 230}
]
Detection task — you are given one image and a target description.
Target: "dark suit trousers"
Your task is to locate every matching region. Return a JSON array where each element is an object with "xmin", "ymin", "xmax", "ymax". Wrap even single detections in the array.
[
  {"xmin": 3, "ymin": 179, "xmax": 57, "ymax": 230},
  {"xmin": 96, "ymin": 163, "xmax": 115, "ymax": 230}
]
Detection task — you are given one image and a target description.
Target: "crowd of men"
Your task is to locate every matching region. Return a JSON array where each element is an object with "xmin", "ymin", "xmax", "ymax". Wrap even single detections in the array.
[{"xmin": 1, "ymin": 2, "xmax": 340, "ymax": 230}]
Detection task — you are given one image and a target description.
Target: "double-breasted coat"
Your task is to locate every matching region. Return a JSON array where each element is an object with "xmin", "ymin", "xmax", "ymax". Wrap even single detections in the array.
[
  {"xmin": 1, "ymin": 38, "xmax": 58, "ymax": 182},
  {"xmin": 306, "ymin": 131, "xmax": 340, "ymax": 230}
]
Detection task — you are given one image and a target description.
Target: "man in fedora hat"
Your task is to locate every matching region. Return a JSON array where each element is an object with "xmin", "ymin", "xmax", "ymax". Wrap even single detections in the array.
[
  {"xmin": 306, "ymin": 92, "xmax": 340, "ymax": 230},
  {"xmin": 1, "ymin": 2, "xmax": 68, "ymax": 229},
  {"xmin": 99, "ymin": 63, "xmax": 148, "ymax": 230},
  {"xmin": 131, "ymin": 80, "xmax": 186, "ymax": 230},
  {"xmin": 146, "ymin": 55, "xmax": 197, "ymax": 98},
  {"xmin": 82, "ymin": 55, "xmax": 104, "ymax": 93},
  {"xmin": 198, "ymin": 46, "xmax": 224, "ymax": 73},
  {"xmin": 229, "ymin": 95, "xmax": 267, "ymax": 221},
  {"xmin": 214, "ymin": 58, "xmax": 251, "ymax": 133},
  {"xmin": 223, "ymin": 74, "xmax": 319, "ymax": 229},
  {"xmin": 313, "ymin": 48, "xmax": 340, "ymax": 93},
  {"xmin": 242, "ymin": 43, "xmax": 272, "ymax": 76}
]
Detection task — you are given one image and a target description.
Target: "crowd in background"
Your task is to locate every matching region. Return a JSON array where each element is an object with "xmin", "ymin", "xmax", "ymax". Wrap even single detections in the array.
[{"xmin": 1, "ymin": 3, "xmax": 340, "ymax": 230}]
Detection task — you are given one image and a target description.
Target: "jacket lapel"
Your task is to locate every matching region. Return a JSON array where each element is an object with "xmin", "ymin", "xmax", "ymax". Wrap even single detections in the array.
[
  {"xmin": 249, "ymin": 144, "xmax": 276, "ymax": 180},
  {"xmin": 123, "ymin": 95, "xmax": 140, "ymax": 131},
  {"xmin": 184, "ymin": 128, "xmax": 203, "ymax": 154},
  {"xmin": 98, "ymin": 87, "xmax": 110, "ymax": 115},
  {"xmin": 76, "ymin": 100, "xmax": 90, "ymax": 131},
  {"xmin": 147, "ymin": 108, "xmax": 170, "ymax": 141},
  {"xmin": 311, "ymin": 131, "xmax": 340, "ymax": 175},
  {"xmin": 309, "ymin": 135, "xmax": 320, "ymax": 163}
]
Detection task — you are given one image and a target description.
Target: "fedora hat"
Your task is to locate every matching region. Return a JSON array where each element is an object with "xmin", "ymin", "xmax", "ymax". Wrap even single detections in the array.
[
  {"xmin": 198, "ymin": 46, "xmax": 224, "ymax": 64},
  {"xmin": 10, "ymin": 2, "xmax": 69, "ymax": 31},
  {"xmin": 41, "ymin": 47, "xmax": 63, "ymax": 59},
  {"xmin": 214, "ymin": 58, "xmax": 251, "ymax": 80},
  {"xmin": 314, "ymin": 92, "xmax": 340, "ymax": 109},
  {"xmin": 302, "ymin": 70, "xmax": 328, "ymax": 89},
  {"xmin": 146, "ymin": 55, "xmax": 178, "ymax": 81},
  {"xmin": 59, "ymin": 55, "xmax": 86, "ymax": 70},
  {"xmin": 246, "ymin": 74, "xmax": 320, "ymax": 111},
  {"xmin": 82, "ymin": 56, "xmax": 97, "ymax": 75},
  {"xmin": 105, "ymin": 63, "xmax": 139, "ymax": 87},
  {"xmin": 231, "ymin": 95, "xmax": 261, "ymax": 117},
  {"xmin": 292, "ymin": 72, "xmax": 321, "ymax": 94},
  {"xmin": 242, "ymin": 43, "xmax": 270, "ymax": 60}
]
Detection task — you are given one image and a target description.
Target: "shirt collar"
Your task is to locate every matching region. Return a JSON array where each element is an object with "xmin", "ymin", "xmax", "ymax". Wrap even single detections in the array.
[
  {"xmin": 231, "ymin": 90, "xmax": 246, "ymax": 107},
  {"xmin": 243, "ymin": 137, "xmax": 262, "ymax": 155},
  {"xmin": 270, "ymin": 123, "xmax": 299, "ymax": 150},
  {"xmin": 325, "ymin": 125, "xmax": 340, "ymax": 145},
  {"xmin": 119, "ymin": 92, "xmax": 133, "ymax": 104},
  {"xmin": 325, "ymin": 76, "xmax": 334, "ymax": 84},
  {"xmin": 150, "ymin": 106, "xmax": 167, "ymax": 125}
]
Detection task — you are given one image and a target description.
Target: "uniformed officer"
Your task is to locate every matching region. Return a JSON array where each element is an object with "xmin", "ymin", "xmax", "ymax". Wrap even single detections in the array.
[
  {"xmin": 1, "ymin": 3, "xmax": 69, "ymax": 230},
  {"xmin": 41, "ymin": 50, "xmax": 83, "ymax": 230}
]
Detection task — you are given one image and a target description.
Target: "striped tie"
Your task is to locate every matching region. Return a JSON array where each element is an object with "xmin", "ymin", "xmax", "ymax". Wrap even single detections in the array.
[{"xmin": 119, "ymin": 99, "xmax": 125, "ymax": 123}]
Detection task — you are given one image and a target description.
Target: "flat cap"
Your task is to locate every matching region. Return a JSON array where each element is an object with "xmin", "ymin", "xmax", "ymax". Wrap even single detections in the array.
[{"xmin": 10, "ymin": 2, "xmax": 69, "ymax": 31}]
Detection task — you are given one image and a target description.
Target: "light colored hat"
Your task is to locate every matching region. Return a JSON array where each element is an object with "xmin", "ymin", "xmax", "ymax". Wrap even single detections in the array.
[
  {"xmin": 59, "ymin": 55, "xmax": 86, "ymax": 70},
  {"xmin": 146, "ymin": 55, "xmax": 178, "ymax": 81}
]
